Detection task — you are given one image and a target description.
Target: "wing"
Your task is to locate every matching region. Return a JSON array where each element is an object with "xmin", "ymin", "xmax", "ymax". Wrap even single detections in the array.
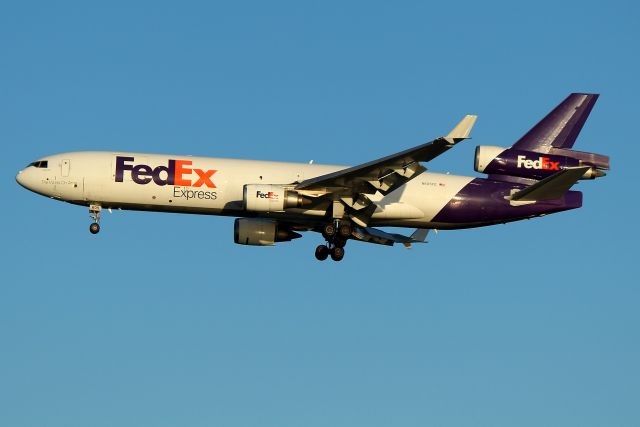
[
  {"xmin": 295, "ymin": 115, "xmax": 477, "ymax": 226},
  {"xmin": 296, "ymin": 115, "xmax": 477, "ymax": 195}
]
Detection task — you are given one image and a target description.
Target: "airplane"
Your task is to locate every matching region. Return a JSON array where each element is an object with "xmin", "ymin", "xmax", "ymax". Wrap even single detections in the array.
[{"xmin": 16, "ymin": 93, "xmax": 608, "ymax": 261}]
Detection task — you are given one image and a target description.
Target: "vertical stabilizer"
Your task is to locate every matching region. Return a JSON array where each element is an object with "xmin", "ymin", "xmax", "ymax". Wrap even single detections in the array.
[{"xmin": 512, "ymin": 93, "xmax": 599, "ymax": 153}]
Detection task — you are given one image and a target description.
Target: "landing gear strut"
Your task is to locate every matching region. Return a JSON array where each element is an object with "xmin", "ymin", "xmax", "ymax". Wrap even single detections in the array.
[
  {"xmin": 316, "ymin": 220, "xmax": 351, "ymax": 261},
  {"xmin": 89, "ymin": 204, "xmax": 102, "ymax": 234}
]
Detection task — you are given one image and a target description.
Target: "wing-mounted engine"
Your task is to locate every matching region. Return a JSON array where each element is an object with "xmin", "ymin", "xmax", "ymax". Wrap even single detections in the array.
[
  {"xmin": 474, "ymin": 145, "xmax": 608, "ymax": 180},
  {"xmin": 233, "ymin": 218, "xmax": 302, "ymax": 246}
]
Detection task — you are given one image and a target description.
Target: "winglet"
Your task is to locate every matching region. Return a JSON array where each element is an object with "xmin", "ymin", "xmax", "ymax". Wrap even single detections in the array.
[{"xmin": 446, "ymin": 115, "xmax": 477, "ymax": 142}]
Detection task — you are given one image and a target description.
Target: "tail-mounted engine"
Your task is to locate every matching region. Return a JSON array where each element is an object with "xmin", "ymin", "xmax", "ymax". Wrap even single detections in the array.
[
  {"xmin": 243, "ymin": 184, "xmax": 312, "ymax": 212},
  {"xmin": 234, "ymin": 218, "xmax": 301, "ymax": 246},
  {"xmin": 474, "ymin": 146, "xmax": 608, "ymax": 180}
]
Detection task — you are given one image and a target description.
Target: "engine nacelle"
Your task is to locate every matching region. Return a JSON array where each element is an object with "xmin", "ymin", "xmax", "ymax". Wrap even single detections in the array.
[
  {"xmin": 233, "ymin": 218, "xmax": 301, "ymax": 246},
  {"xmin": 474, "ymin": 146, "xmax": 604, "ymax": 180},
  {"xmin": 474, "ymin": 145, "xmax": 508, "ymax": 173},
  {"xmin": 244, "ymin": 184, "xmax": 310, "ymax": 212}
]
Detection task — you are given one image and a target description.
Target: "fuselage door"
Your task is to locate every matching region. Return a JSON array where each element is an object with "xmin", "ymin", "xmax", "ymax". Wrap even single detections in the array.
[{"xmin": 61, "ymin": 159, "xmax": 70, "ymax": 177}]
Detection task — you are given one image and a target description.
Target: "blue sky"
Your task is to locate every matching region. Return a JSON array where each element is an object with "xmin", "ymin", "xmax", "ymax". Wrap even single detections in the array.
[{"xmin": 1, "ymin": 1, "xmax": 638, "ymax": 426}]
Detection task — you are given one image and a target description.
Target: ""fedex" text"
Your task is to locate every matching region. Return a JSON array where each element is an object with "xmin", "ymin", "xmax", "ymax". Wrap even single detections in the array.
[
  {"xmin": 115, "ymin": 156, "xmax": 217, "ymax": 188},
  {"xmin": 256, "ymin": 191, "xmax": 278, "ymax": 199},
  {"xmin": 516, "ymin": 155, "xmax": 560, "ymax": 171}
]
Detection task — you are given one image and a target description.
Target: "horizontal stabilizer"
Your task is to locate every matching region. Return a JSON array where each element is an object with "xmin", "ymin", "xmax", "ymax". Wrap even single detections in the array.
[
  {"xmin": 410, "ymin": 228, "xmax": 429, "ymax": 243},
  {"xmin": 351, "ymin": 226, "xmax": 430, "ymax": 247},
  {"xmin": 511, "ymin": 166, "xmax": 590, "ymax": 201}
]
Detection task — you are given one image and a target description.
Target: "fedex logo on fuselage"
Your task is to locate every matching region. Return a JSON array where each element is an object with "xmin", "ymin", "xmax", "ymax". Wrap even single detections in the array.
[
  {"xmin": 115, "ymin": 156, "xmax": 217, "ymax": 187},
  {"xmin": 516, "ymin": 155, "xmax": 560, "ymax": 171}
]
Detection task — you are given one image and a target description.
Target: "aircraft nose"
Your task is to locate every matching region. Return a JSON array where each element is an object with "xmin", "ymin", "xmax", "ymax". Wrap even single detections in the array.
[{"xmin": 16, "ymin": 170, "xmax": 25, "ymax": 187}]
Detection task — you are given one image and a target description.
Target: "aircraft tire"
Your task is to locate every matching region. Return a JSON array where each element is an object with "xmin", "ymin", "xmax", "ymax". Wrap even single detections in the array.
[
  {"xmin": 330, "ymin": 246, "xmax": 345, "ymax": 261},
  {"xmin": 315, "ymin": 245, "xmax": 329, "ymax": 261},
  {"xmin": 89, "ymin": 223, "xmax": 100, "ymax": 234},
  {"xmin": 323, "ymin": 223, "xmax": 336, "ymax": 237},
  {"xmin": 338, "ymin": 223, "xmax": 352, "ymax": 238}
]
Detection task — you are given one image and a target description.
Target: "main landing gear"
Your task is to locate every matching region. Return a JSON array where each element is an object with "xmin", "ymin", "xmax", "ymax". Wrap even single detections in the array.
[
  {"xmin": 315, "ymin": 220, "xmax": 352, "ymax": 262},
  {"xmin": 89, "ymin": 204, "xmax": 101, "ymax": 234},
  {"xmin": 314, "ymin": 243, "xmax": 345, "ymax": 262}
]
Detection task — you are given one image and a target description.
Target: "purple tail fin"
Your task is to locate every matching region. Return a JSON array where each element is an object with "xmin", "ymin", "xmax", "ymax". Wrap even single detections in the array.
[{"xmin": 512, "ymin": 93, "xmax": 599, "ymax": 153}]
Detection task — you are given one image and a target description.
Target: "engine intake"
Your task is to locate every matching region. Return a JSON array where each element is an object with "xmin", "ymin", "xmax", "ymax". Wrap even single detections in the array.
[{"xmin": 233, "ymin": 218, "xmax": 301, "ymax": 246}]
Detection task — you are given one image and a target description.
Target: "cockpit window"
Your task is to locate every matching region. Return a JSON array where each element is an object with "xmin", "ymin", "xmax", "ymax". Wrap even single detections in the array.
[{"xmin": 28, "ymin": 160, "xmax": 48, "ymax": 168}]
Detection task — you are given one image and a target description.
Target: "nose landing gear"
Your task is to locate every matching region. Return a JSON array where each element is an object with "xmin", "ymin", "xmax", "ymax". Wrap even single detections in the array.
[{"xmin": 89, "ymin": 204, "xmax": 102, "ymax": 234}]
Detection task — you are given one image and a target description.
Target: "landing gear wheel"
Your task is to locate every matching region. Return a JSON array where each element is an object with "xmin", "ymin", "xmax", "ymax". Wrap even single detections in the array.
[
  {"xmin": 89, "ymin": 222, "xmax": 100, "ymax": 234},
  {"xmin": 315, "ymin": 244, "xmax": 329, "ymax": 261},
  {"xmin": 330, "ymin": 246, "xmax": 345, "ymax": 261},
  {"xmin": 323, "ymin": 223, "xmax": 336, "ymax": 237},
  {"xmin": 338, "ymin": 223, "xmax": 352, "ymax": 238}
]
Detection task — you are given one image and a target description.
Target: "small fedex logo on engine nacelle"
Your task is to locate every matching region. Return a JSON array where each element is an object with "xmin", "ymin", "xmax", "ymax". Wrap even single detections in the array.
[
  {"xmin": 256, "ymin": 190, "xmax": 278, "ymax": 199},
  {"xmin": 516, "ymin": 155, "xmax": 560, "ymax": 171},
  {"xmin": 115, "ymin": 156, "xmax": 217, "ymax": 187}
]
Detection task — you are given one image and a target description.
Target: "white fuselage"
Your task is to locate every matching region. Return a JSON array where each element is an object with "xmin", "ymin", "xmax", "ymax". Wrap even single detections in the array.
[{"xmin": 16, "ymin": 151, "xmax": 475, "ymax": 228}]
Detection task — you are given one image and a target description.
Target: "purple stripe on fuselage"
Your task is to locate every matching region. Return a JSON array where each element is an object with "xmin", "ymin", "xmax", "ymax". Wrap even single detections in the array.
[{"xmin": 431, "ymin": 178, "xmax": 582, "ymax": 227}]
